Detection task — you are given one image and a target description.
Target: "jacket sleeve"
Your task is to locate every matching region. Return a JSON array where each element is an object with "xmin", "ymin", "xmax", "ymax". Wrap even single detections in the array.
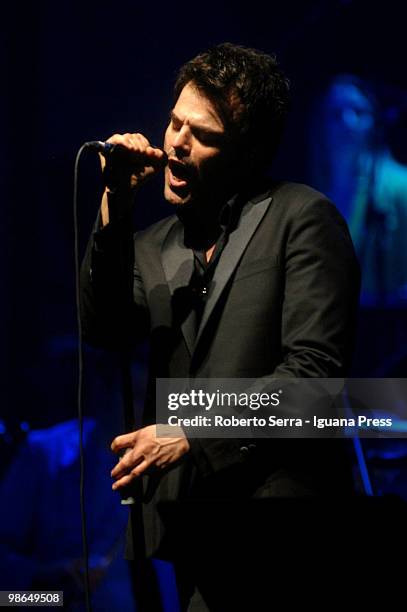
[
  {"xmin": 272, "ymin": 196, "xmax": 360, "ymax": 378},
  {"xmin": 80, "ymin": 213, "xmax": 150, "ymax": 350}
]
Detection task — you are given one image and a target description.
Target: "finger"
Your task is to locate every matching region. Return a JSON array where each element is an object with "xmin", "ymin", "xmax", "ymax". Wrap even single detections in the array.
[
  {"xmin": 125, "ymin": 133, "xmax": 153, "ymax": 155},
  {"xmin": 132, "ymin": 132, "xmax": 150, "ymax": 148},
  {"xmin": 111, "ymin": 451, "xmax": 143, "ymax": 478},
  {"xmin": 112, "ymin": 472, "xmax": 135, "ymax": 490},
  {"xmin": 125, "ymin": 133, "xmax": 144, "ymax": 151},
  {"xmin": 112, "ymin": 459, "xmax": 150, "ymax": 490},
  {"xmin": 106, "ymin": 133, "xmax": 132, "ymax": 148},
  {"xmin": 111, "ymin": 431, "xmax": 138, "ymax": 453},
  {"xmin": 105, "ymin": 133, "xmax": 150, "ymax": 154},
  {"xmin": 146, "ymin": 146, "xmax": 168, "ymax": 164},
  {"xmin": 131, "ymin": 459, "xmax": 150, "ymax": 479}
]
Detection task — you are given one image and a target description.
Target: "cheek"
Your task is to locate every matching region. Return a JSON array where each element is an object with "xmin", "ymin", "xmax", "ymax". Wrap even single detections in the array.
[
  {"xmin": 195, "ymin": 151, "xmax": 226, "ymax": 180},
  {"xmin": 193, "ymin": 144, "xmax": 220, "ymax": 167},
  {"xmin": 163, "ymin": 126, "xmax": 171, "ymax": 151}
]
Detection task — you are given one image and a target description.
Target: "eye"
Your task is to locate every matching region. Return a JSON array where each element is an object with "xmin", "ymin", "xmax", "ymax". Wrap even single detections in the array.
[
  {"xmin": 170, "ymin": 114, "xmax": 182, "ymax": 131},
  {"xmin": 193, "ymin": 129, "xmax": 223, "ymax": 147}
]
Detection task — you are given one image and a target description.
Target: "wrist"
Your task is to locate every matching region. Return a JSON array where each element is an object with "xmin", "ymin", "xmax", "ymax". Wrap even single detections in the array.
[{"xmin": 101, "ymin": 187, "xmax": 136, "ymax": 226}]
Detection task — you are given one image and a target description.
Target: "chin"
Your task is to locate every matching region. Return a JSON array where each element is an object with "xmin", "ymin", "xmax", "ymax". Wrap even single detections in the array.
[{"xmin": 164, "ymin": 183, "xmax": 193, "ymax": 207}]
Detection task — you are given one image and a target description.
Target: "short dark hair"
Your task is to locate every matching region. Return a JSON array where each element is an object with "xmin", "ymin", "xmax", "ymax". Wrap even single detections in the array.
[{"xmin": 174, "ymin": 42, "xmax": 290, "ymax": 169}]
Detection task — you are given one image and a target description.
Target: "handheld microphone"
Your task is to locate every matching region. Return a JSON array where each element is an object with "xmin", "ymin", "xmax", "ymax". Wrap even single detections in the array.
[
  {"xmin": 83, "ymin": 141, "xmax": 168, "ymax": 166},
  {"xmin": 84, "ymin": 140, "xmax": 117, "ymax": 155}
]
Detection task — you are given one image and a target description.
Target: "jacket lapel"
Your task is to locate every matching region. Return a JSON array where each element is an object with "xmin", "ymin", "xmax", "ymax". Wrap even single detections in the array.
[
  {"xmin": 194, "ymin": 191, "xmax": 273, "ymax": 350},
  {"xmin": 161, "ymin": 218, "xmax": 196, "ymax": 355},
  {"xmin": 160, "ymin": 191, "xmax": 273, "ymax": 357}
]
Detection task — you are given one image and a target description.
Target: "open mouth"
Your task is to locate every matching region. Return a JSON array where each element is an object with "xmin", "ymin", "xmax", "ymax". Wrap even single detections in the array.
[{"xmin": 168, "ymin": 159, "xmax": 191, "ymax": 189}]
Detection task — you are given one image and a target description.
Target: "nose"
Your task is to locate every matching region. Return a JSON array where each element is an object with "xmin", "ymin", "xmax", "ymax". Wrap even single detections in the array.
[{"xmin": 171, "ymin": 126, "xmax": 191, "ymax": 158}]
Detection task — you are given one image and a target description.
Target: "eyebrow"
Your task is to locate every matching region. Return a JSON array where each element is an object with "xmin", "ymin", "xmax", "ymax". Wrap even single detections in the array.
[{"xmin": 170, "ymin": 110, "xmax": 224, "ymax": 135}]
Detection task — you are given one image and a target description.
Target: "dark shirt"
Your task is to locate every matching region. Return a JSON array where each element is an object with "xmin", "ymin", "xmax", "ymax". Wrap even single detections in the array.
[{"xmin": 185, "ymin": 194, "xmax": 243, "ymax": 339}]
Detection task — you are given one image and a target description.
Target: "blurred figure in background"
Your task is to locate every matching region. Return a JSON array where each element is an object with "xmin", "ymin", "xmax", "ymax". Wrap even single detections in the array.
[
  {"xmin": 309, "ymin": 77, "xmax": 407, "ymax": 502},
  {"xmin": 309, "ymin": 75, "xmax": 407, "ymax": 305}
]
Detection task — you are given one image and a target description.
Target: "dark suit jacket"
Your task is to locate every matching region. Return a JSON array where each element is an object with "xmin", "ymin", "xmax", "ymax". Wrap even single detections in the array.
[{"xmin": 80, "ymin": 180, "xmax": 360, "ymax": 559}]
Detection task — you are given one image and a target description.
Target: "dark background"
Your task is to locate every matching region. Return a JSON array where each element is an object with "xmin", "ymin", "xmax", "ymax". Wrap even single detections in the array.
[
  {"xmin": 2, "ymin": 0, "xmax": 407, "ymax": 459},
  {"xmin": 1, "ymin": 0, "xmax": 407, "ymax": 606}
]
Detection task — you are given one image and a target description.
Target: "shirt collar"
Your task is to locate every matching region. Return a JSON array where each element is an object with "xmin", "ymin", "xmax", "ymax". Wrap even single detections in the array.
[{"xmin": 218, "ymin": 192, "xmax": 240, "ymax": 231}]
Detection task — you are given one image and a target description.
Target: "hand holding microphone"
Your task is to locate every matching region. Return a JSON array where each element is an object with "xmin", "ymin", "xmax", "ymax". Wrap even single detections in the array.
[
  {"xmin": 87, "ymin": 133, "xmax": 168, "ymax": 226},
  {"xmin": 98, "ymin": 132, "xmax": 167, "ymax": 191}
]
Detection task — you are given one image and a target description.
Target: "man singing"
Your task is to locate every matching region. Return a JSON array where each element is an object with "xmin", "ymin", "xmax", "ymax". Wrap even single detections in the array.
[{"xmin": 81, "ymin": 43, "xmax": 360, "ymax": 610}]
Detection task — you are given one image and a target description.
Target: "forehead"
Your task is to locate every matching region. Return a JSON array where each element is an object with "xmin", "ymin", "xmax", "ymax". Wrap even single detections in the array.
[{"xmin": 173, "ymin": 82, "xmax": 224, "ymax": 131}]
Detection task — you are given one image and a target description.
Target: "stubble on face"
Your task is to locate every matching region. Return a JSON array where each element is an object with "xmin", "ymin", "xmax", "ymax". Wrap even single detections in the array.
[{"xmin": 163, "ymin": 82, "xmax": 234, "ymax": 211}]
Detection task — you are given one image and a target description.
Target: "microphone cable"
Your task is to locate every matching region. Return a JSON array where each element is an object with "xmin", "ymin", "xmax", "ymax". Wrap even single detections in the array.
[
  {"xmin": 72, "ymin": 139, "xmax": 143, "ymax": 610},
  {"xmin": 73, "ymin": 139, "xmax": 163, "ymax": 608},
  {"xmin": 73, "ymin": 143, "xmax": 93, "ymax": 612}
]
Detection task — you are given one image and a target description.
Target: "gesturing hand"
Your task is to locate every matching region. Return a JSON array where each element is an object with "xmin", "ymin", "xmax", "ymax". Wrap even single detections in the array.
[{"xmin": 110, "ymin": 424, "xmax": 190, "ymax": 491}]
